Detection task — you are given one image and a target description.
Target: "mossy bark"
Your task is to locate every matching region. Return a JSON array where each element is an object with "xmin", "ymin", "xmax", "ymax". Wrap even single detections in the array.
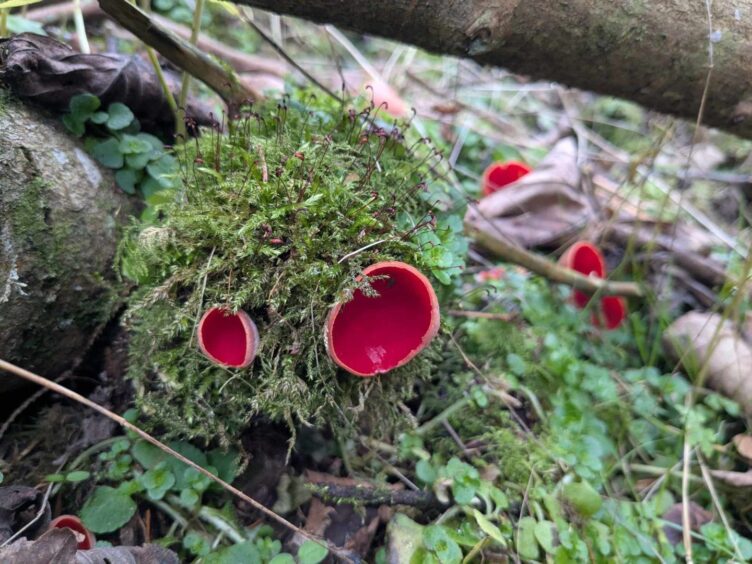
[
  {"xmin": 234, "ymin": 0, "xmax": 752, "ymax": 139},
  {"xmin": 0, "ymin": 95, "xmax": 131, "ymax": 387}
]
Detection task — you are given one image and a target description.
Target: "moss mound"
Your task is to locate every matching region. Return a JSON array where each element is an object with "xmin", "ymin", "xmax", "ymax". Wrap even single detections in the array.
[{"xmin": 121, "ymin": 94, "xmax": 465, "ymax": 444}]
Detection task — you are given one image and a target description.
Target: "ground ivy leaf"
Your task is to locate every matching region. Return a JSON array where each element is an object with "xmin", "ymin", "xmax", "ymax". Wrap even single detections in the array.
[
  {"xmin": 146, "ymin": 154, "xmax": 178, "ymax": 188},
  {"xmin": 116, "ymin": 168, "xmax": 138, "ymax": 194},
  {"xmin": 517, "ymin": 516, "xmax": 539, "ymax": 560},
  {"xmin": 204, "ymin": 541, "xmax": 262, "ymax": 564},
  {"xmin": 534, "ymin": 520, "xmax": 556, "ymax": 554},
  {"xmin": 70, "ymin": 93, "xmax": 100, "ymax": 120},
  {"xmin": 80, "ymin": 486, "xmax": 136, "ymax": 533},
  {"xmin": 415, "ymin": 459, "xmax": 437, "ymax": 484},
  {"xmin": 106, "ymin": 103, "xmax": 135, "ymax": 130},
  {"xmin": 297, "ymin": 540, "xmax": 328, "ymax": 564},
  {"xmin": 92, "ymin": 138, "xmax": 124, "ymax": 169},
  {"xmin": 423, "ymin": 525, "xmax": 462, "ymax": 564},
  {"xmin": 269, "ymin": 555, "xmax": 295, "ymax": 564},
  {"xmin": 90, "ymin": 111, "xmax": 109, "ymax": 125},
  {"xmin": 119, "ymin": 134, "xmax": 153, "ymax": 155}
]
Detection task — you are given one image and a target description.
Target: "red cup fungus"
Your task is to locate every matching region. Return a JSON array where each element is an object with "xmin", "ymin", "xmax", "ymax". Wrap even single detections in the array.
[
  {"xmin": 481, "ymin": 161, "xmax": 532, "ymax": 196},
  {"xmin": 559, "ymin": 241, "xmax": 627, "ymax": 330},
  {"xmin": 197, "ymin": 307, "xmax": 259, "ymax": 368},
  {"xmin": 325, "ymin": 261, "xmax": 440, "ymax": 377},
  {"xmin": 594, "ymin": 295, "xmax": 627, "ymax": 330},
  {"xmin": 49, "ymin": 515, "xmax": 95, "ymax": 550}
]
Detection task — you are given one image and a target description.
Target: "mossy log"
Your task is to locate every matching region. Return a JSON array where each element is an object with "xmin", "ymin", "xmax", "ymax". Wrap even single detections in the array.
[
  {"xmin": 0, "ymin": 96, "xmax": 131, "ymax": 389},
  {"xmin": 235, "ymin": 0, "xmax": 752, "ymax": 140}
]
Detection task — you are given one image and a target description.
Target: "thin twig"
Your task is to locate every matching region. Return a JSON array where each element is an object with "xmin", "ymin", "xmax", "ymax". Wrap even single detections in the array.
[{"xmin": 0, "ymin": 358, "xmax": 354, "ymax": 563}]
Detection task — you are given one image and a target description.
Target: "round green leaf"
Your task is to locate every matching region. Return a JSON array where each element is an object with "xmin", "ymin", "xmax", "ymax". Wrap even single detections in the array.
[
  {"xmin": 146, "ymin": 154, "xmax": 178, "ymax": 188},
  {"xmin": 119, "ymin": 134, "xmax": 153, "ymax": 155},
  {"xmin": 116, "ymin": 168, "xmax": 139, "ymax": 194},
  {"xmin": 106, "ymin": 103, "xmax": 135, "ymax": 130},
  {"xmin": 90, "ymin": 111, "xmax": 109, "ymax": 125},
  {"xmin": 80, "ymin": 486, "xmax": 136, "ymax": 533},
  {"xmin": 423, "ymin": 525, "xmax": 462, "ymax": 564},
  {"xmin": 92, "ymin": 138, "xmax": 124, "ymax": 169},
  {"xmin": 517, "ymin": 517, "xmax": 539, "ymax": 560},
  {"xmin": 269, "ymin": 555, "xmax": 295, "ymax": 564},
  {"xmin": 298, "ymin": 540, "xmax": 328, "ymax": 564},
  {"xmin": 562, "ymin": 481, "xmax": 602, "ymax": 518},
  {"xmin": 70, "ymin": 93, "xmax": 100, "ymax": 119},
  {"xmin": 415, "ymin": 459, "xmax": 437, "ymax": 484}
]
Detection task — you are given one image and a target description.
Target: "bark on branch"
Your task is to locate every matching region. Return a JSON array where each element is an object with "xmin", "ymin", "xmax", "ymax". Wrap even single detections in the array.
[{"xmin": 233, "ymin": 0, "xmax": 752, "ymax": 139}]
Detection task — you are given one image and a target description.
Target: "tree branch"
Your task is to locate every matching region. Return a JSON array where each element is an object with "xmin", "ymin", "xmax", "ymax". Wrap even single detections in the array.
[{"xmin": 231, "ymin": 0, "xmax": 752, "ymax": 140}]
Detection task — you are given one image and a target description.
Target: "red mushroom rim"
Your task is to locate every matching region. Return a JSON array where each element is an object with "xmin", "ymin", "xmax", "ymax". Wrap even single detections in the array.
[
  {"xmin": 197, "ymin": 307, "xmax": 259, "ymax": 368},
  {"xmin": 325, "ymin": 261, "xmax": 440, "ymax": 377},
  {"xmin": 595, "ymin": 295, "xmax": 627, "ymax": 330},
  {"xmin": 559, "ymin": 241, "xmax": 606, "ymax": 309},
  {"xmin": 49, "ymin": 515, "xmax": 95, "ymax": 550},
  {"xmin": 482, "ymin": 161, "xmax": 532, "ymax": 195}
]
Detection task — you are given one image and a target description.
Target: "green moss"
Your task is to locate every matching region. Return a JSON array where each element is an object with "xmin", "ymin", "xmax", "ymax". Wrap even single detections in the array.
[{"xmin": 122, "ymin": 92, "xmax": 462, "ymax": 445}]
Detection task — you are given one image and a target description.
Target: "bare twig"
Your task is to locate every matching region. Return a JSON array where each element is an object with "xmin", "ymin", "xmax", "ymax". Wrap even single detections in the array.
[
  {"xmin": 99, "ymin": 0, "xmax": 256, "ymax": 113},
  {"xmin": 0, "ymin": 358, "xmax": 354, "ymax": 563}
]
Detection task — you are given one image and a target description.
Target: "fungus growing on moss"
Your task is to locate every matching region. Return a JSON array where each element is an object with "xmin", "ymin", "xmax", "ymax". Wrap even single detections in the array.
[
  {"xmin": 326, "ymin": 261, "xmax": 440, "ymax": 377},
  {"xmin": 49, "ymin": 515, "xmax": 95, "ymax": 550},
  {"xmin": 481, "ymin": 161, "xmax": 531, "ymax": 196},
  {"xmin": 197, "ymin": 307, "xmax": 259, "ymax": 368}
]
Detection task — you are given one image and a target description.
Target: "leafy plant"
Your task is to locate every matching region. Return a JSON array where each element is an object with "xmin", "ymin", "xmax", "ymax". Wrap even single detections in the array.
[{"xmin": 62, "ymin": 93, "xmax": 178, "ymax": 201}]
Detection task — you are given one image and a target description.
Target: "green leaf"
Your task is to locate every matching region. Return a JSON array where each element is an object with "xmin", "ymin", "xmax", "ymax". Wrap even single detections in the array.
[
  {"xmin": 562, "ymin": 481, "xmax": 602, "ymax": 518},
  {"xmin": 140, "ymin": 464, "xmax": 175, "ymax": 500},
  {"xmin": 208, "ymin": 449, "xmax": 240, "ymax": 483},
  {"xmin": 65, "ymin": 470, "xmax": 91, "ymax": 483},
  {"xmin": 179, "ymin": 487, "xmax": 199, "ymax": 507},
  {"xmin": 471, "ymin": 509, "xmax": 506, "ymax": 547},
  {"xmin": 535, "ymin": 520, "xmax": 556, "ymax": 554},
  {"xmin": 269, "ymin": 555, "xmax": 295, "ymax": 564},
  {"xmin": 116, "ymin": 168, "xmax": 139, "ymax": 194},
  {"xmin": 204, "ymin": 541, "xmax": 262, "ymax": 564},
  {"xmin": 62, "ymin": 114, "xmax": 85, "ymax": 137},
  {"xmin": 423, "ymin": 525, "xmax": 462, "ymax": 564},
  {"xmin": 146, "ymin": 154, "xmax": 178, "ymax": 188},
  {"xmin": 415, "ymin": 459, "xmax": 437, "ymax": 484},
  {"xmin": 119, "ymin": 134, "xmax": 154, "ymax": 155},
  {"xmin": 90, "ymin": 111, "xmax": 109, "ymax": 125},
  {"xmin": 137, "ymin": 132, "xmax": 165, "ymax": 152},
  {"xmin": 298, "ymin": 540, "xmax": 328, "ymax": 564},
  {"xmin": 69, "ymin": 93, "xmax": 100, "ymax": 118},
  {"xmin": 45, "ymin": 473, "xmax": 66, "ymax": 483},
  {"xmin": 125, "ymin": 151, "xmax": 152, "ymax": 170},
  {"xmin": 183, "ymin": 531, "xmax": 211, "ymax": 557},
  {"xmin": 139, "ymin": 176, "xmax": 163, "ymax": 198},
  {"xmin": 6, "ymin": 14, "xmax": 46, "ymax": 35},
  {"xmin": 106, "ymin": 103, "xmax": 135, "ymax": 130},
  {"xmin": 92, "ymin": 138, "xmax": 124, "ymax": 169},
  {"xmin": 0, "ymin": 470, "xmax": 3, "ymax": 484},
  {"xmin": 80, "ymin": 486, "xmax": 136, "ymax": 533},
  {"xmin": 132, "ymin": 440, "xmax": 166, "ymax": 470},
  {"xmin": 517, "ymin": 517, "xmax": 539, "ymax": 560}
]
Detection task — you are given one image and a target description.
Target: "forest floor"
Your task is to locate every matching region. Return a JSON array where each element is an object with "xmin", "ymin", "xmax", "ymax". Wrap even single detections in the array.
[{"xmin": 2, "ymin": 3, "xmax": 752, "ymax": 563}]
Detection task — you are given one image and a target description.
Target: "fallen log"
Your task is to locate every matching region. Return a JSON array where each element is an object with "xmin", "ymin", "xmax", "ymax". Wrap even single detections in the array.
[{"xmin": 0, "ymin": 95, "xmax": 131, "ymax": 387}]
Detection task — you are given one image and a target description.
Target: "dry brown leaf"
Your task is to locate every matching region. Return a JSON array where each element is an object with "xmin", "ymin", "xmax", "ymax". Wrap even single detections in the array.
[
  {"xmin": 709, "ymin": 469, "xmax": 752, "ymax": 488},
  {"xmin": 465, "ymin": 137, "xmax": 591, "ymax": 249},
  {"xmin": 661, "ymin": 502, "xmax": 713, "ymax": 545},
  {"xmin": 664, "ymin": 312, "xmax": 752, "ymax": 415},
  {"xmin": 0, "ymin": 33, "xmax": 212, "ymax": 135},
  {"xmin": 733, "ymin": 434, "xmax": 752, "ymax": 463}
]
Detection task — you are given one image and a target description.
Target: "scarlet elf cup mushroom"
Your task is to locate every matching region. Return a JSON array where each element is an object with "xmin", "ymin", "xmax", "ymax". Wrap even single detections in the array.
[
  {"xmin": 197, "ymin": 307, "xmax": 259, "ymax": 368},
  {"xmin": 49, "ymin": 515, "xmax": 96, "ymax": 550},
  {"xmin": 325, "ymin": 261, "xmax": 440, "ymax": 377},
  {"xmin": 481, "ymin": 161, "xmax": 532, "ymax": 196},
  {"xmin": 558, "ymin": 241, "xmax": 626, "ymax": 330}
]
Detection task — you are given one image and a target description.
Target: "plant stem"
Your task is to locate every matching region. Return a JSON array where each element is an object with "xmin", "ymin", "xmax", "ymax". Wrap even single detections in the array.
[
  {"xmin": 73, "ymin": 0, "xmax": 91, "ymax": 53},
  {"xmin": 177, "ymin": 0, "xmax": 205, "ymax": 135},
  {"xmin": 415, "ymin": 396, "xmax": 472, "ymax": 436}
]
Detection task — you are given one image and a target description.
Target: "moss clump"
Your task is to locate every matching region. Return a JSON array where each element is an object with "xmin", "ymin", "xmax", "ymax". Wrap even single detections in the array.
[{"xmin": 122, "ymin": 93, "xmax": 463, "ymax": 445}]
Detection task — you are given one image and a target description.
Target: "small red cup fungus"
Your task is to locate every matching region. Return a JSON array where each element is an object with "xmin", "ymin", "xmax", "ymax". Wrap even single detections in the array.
[
  {"xmin": 481, "ymin": 161, "xmax": 532, "ymax": 196},
  {"xmin": 558, "ymin": 241, "xmax": 606, "ymax": 308},
  {"xmin": 594, "ymin": 295, "xmax": 627, "ymax": 330},
  {"xmin": 197, "ymin": 307, "xmax": 259, "ymax": 368},
  {"xmin": 49, "ymin": 515, "xmax": 95, "ymax": 550},
  {"xmin": 326, "ymin": 261, "xmax": 440, "ymax": 377}
]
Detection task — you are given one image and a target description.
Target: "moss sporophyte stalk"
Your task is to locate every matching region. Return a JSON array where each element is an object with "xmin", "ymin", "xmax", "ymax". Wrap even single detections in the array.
[{"xmin": 121, "ymin": 92, "xmax": 466, "ymax": 444}]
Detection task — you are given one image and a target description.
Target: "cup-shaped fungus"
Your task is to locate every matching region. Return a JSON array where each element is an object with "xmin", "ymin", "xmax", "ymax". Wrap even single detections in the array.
[
  {"xmin": 197, "ymin": 307, "xmax": 259, "ymax": 368},
  {"xmin": 594, "ymin": 295, "xmax": 627, "ymax": 330},
  {"xmin": 326, "ymin": 261, "xmax": 440, "ymax": 377},
  {"xmin": 558, "ymin": 241, "xmax": 606, "ymax": 308},
  {"xmin": 49, "ymin": 515, "xmax": 95, "ymax": 550},
  {"xmin": 481, "ymin": 161, "xmax": 532, "ymax": 196}
]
